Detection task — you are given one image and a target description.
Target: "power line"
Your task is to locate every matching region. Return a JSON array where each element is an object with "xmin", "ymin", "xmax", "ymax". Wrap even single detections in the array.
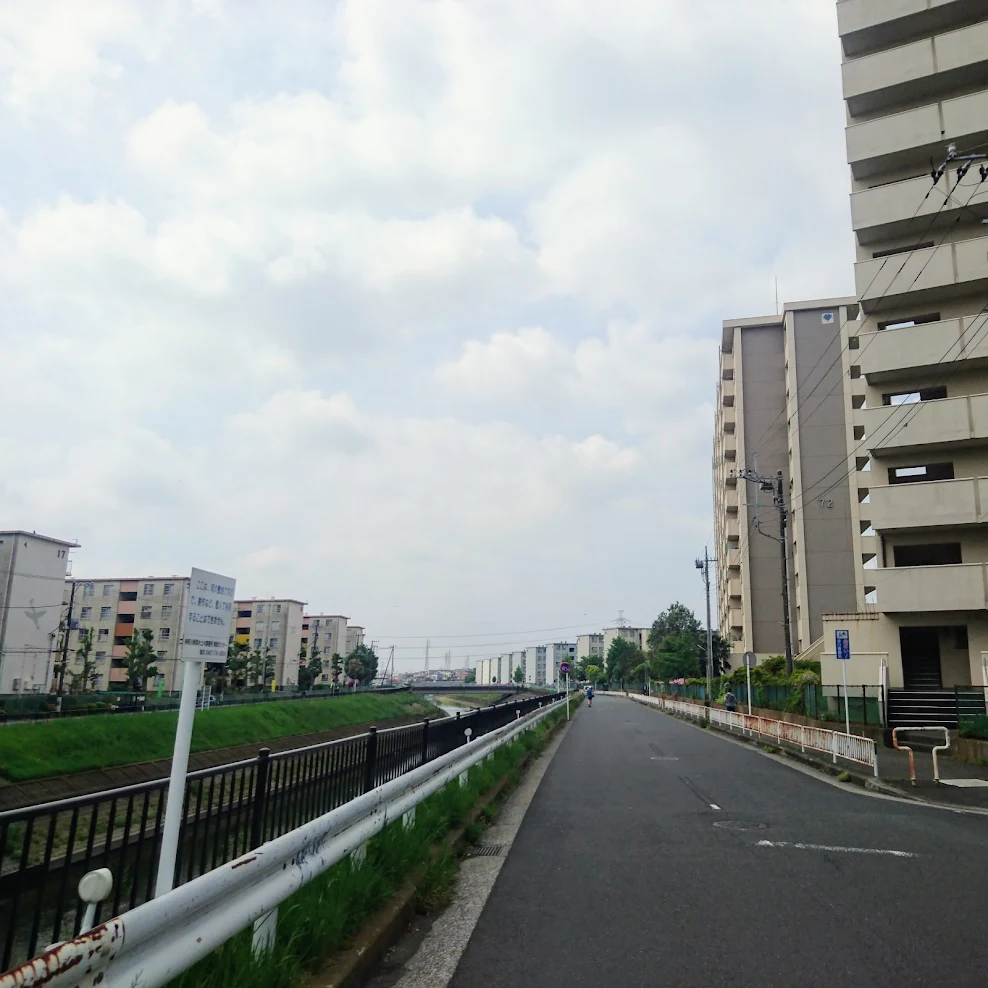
[{"xmin": 372, "ymin": 620, "xmax": 610, "ymax": 640}]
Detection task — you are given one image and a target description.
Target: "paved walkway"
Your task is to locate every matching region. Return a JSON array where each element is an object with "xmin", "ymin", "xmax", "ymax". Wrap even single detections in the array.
[{"xmin": 443, "ymin": 695, "xmax": 988, "ymax": 987}]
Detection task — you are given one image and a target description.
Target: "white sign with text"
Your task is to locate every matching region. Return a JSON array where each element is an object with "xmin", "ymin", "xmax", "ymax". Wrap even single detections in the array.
[{"xmin": 181, "ymin": 568, "xmax": 236, "ymax": 663}]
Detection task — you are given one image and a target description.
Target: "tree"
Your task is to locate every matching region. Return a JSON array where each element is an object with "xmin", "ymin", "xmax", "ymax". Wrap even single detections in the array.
[
  {"xmin": 654, "ymin": 631, "xmax": 701, "ymax": 681},
  {"xmin": 572, "ymin": 657, "xmax": 588, "ymax": 681},
  {"xmin": 124, "ymin": 628, "xmax": 159, "ymax": 692},
  {"xmin": 606, "ymin": 637, "xmax": 644, "ymax": 684},
  {"xmin": 298, "ymin": 643, "xmax": 323, "ymax": 691},
  {"xmin": 585, "ymin": 663, "xmax": 602, "ymax": 684},
  {"xmin": 346, "ymin": 656, "xmax": 365, "ymax": 683},
  {"xmin": 346, "ymin": 644, "xmax": 378, "ymax": 686},
  {"xmin": 70, "ymin": 628, "xmax": 99, "ymax": 693},
  {"xmin": 513, "ymin": 666, "xmax": 524, "ymax": 684},
  {"xmin": 226, "ymin": 640, "xmax": 249, "ymax": 690},
  {"xmin": 464, "ymin": 669, "xmax": 476, "ymax": 683},
  {"xmin": 330, "ymin": 652, "xmax": 343, "ymax": 687},
  {"xmin": 646, "ymin": 603, "xmax": 702, "ymax": 655},
  {"xmin": 247, "ymin": 644, "xmax": 275, "ymax": 688}
]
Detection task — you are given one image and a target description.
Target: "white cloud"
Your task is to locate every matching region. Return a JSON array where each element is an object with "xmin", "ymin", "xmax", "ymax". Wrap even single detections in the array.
[{"xmin": 0, "ymin": 0, "xmax": 859, "ymax": 650}]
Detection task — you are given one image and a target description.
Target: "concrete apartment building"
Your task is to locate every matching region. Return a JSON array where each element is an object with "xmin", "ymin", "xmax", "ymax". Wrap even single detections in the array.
[
  {"xmin": 713, "ymin": 300, "xmax": 860, "ymax": 668},
  {"xmin": 602, "ymin": 625, "xmax": 648, "ymax": 658},
  {"xmin": 576, "ymin": 633, "xmax": 604, "ymax": 662},
  {"xmin": 524, "ymin": 645, "xmax": 546, "ymax": 685},
  {"xmin": 301, "ymin": 614, "xmax": 348, "ymax": 685},
  {"xmin": 345, "ymin": 625, "xmax": 365, "ymax": 653},
  {"xmin": 234, "ymin": 598, "xmax": 305, "ymax": 687},
  {"xmin": 0, "ymin": 532, "xmax": 76, "ymax": 693},
  {"xmin": 63, "ymin": 575, "xmax": 191, "ymax": 691},
  {"xmin": 812, "ymin": 1, "xmax": 988, "ymax": 715}
]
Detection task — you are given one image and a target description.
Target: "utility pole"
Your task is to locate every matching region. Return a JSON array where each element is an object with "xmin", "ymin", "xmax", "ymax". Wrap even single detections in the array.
[
  {"xmin": 736, "ymin": 466, "xmax": 794, "ymax": 676},
  {"xmin": 425, "ymin": 638, "xmax": 430, "ymax": 675},
  {"xmin": 695, "ymin": 550, "xmax": 714, "ymax": 705},
  {"xmin": 56, "ymin": 580, "xmax": 76, "ymax": 700}
]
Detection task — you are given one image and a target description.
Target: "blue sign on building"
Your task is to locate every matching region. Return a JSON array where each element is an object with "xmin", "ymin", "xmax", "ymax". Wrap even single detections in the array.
[{"xmin": 835, "ymin": 629, "xmax": 850, "ymax": 661}]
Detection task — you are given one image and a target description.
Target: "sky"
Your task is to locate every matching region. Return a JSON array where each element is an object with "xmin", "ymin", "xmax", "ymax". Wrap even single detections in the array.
[{"xmin": 0, "ymin": 0, "xmax": 855, "ymax": 670}]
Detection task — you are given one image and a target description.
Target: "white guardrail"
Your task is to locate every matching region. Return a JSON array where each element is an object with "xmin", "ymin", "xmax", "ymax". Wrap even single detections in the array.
[
  {"xmin": 0, "ymin": 696, "xmax": 569, "ymax": 988},
  {"xmin": 612, "ymin": 692, "xmax": 879, "ymax": 777}
]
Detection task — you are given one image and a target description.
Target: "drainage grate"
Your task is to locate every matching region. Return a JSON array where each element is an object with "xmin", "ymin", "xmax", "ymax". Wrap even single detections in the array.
[
  {"xmin": 713, "ymin": 821, "xmax": 767, "ymax": 831},
  {"xmin": 464, "ymin": 844, "xmax": 504, "ymax": 857}
]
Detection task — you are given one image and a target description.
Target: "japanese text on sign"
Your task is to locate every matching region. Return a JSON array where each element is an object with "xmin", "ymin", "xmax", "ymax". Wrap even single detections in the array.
[{"xmin": 182, "ymin": 567, "xmax": 237, "ymax": 663}]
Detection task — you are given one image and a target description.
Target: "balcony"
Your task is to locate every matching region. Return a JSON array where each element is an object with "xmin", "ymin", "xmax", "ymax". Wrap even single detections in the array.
[
  {"xmin": 871, "ymin": 562, "xmax": 988, "ymax": 611},
  {"xmin": 727, "ymin": 577, "xmax": 742, "ymax": 599},
  {"xmin": 726, "ymin": 545, "xmax": 742, "ymax": 569},
  {"xmin": 838, "ymin": 0, "xmax": 985, "ymax": 57},
  {"xmin": 868, "ymin": 477, "xmax": 988, "ymax": 531},
  {"xmin": 842, "ymin": 20, "xmax": 988, "ymax": 116},
  {"xmin": 729, "ymin": 607, "xmax": 744, "ymax": 630},
  {"xmin": 854, "ymin": 235, "xmax": 988, "ymax": 313},
  {"xmin": 721, "ymin": 378, "xmax": 735, "ymax": 406},
  {"xmin": 725, "ymin": 517, "xmax": 740, "ymax": 541},
  {"xmin": 858, "ymin": 316, "xmax": 988, "ymax": 382},
  {"xmin": 851, "ymin": 173, "xmax": 988, "ymax": 246},
  {"xmin": 108, "ymin": 668, "xmax": 129, "ymax": 684},
  {"xmin": 858, "ymin": 393, "xmax": 988, "ymax": 454},
  {"xmin": 846, "ymin": 89, "xmax": 988, "ymax": 180}
]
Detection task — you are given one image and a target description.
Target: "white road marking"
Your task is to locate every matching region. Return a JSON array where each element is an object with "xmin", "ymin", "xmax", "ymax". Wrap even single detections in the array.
[
  {"xmin": 709, "ymin": 803, "xmax": 721, "ymax": 810},
  {"xmin": 650, "ymin": 756, "xmax": 679, "ymax": 761},
  {"xmin": 756, "ymin": 840, "xmax": 916, "ymax": 857},
  {"xmin": 938, "ymin": 778, "xmax": 988, "ymax": 788}
]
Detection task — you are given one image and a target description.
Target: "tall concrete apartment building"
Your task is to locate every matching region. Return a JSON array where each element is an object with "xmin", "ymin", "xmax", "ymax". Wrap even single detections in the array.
[
  {"xmin": 815, "ymin": 1, "xmax": 988, "ymax": 711},
  {"xmin": 63, "ymin": 576, "xmax": 191, "ymax": 691},
  {"xmin": 345, "ymin": 625, "xmax": 365, "ymax": 653},
  {"xmin": 233, "ymin": 598, "xmax": 305, "ymax": 687},
  {"xmin": 576, "ymin": 633, "xmax": 604, "ymax": 662},
  {"xmin": 0, "ymin": 532, "xmax": 77, "ymax": 693},
  {"xmin": 713, "ymin": 300, "xmax": 860, "ymax": 668}
]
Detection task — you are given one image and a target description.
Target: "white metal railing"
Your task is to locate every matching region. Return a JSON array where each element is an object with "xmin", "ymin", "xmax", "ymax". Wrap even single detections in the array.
[
  {"xmin": 625, "ymin": 693, "xmax": 879, "ymax": 776},
  {"xmin": 0, "ymin": 697, "xmax": 569, "ymax": 988}
]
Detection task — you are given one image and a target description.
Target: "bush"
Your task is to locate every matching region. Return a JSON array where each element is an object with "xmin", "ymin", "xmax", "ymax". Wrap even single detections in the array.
[{"xmin": 959, "ymin": 716, "xmax": 988, "ymax": 741}]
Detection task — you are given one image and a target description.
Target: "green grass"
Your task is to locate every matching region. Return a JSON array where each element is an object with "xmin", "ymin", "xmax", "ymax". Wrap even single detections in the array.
[
  {"xmin": 167, "ymin": 702, "xmax": 571, "ymax": 988},
  {"xmin": 0, "ymin": 693, "xmax": 442, "ymax": 783},
  {"xmin": 959, "ymin": 716, "xmax": 988, "ymax": 741}
]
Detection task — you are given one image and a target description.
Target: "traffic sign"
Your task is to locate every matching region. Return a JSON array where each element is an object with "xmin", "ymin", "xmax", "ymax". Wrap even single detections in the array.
[
  {"xmin": 742, "ymin": 651, "xmax": 757, "ymax": 669},
  {"xmin": 835, "ymin": 629, "xmax": 850, "ymax": 660},
  {"xmin": 559, "ymin": 661, "xmax": 571, "ymax": 675}
]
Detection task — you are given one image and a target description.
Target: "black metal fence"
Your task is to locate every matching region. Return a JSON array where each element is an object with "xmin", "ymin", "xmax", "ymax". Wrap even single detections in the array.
[{"xmin": 0, "ymin": 692, "xmax": 563, "ymax": 970}]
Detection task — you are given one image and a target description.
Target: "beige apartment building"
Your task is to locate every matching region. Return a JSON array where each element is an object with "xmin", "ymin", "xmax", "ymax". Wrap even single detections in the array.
[
  {"xmin": 576, "ymin": 633, "xmax": 605, "ymax": 663},
  {"xmin": 63, "ymin": 576, "xmax": 191, "ymax": 691},
  {"xmin": 233, "ymin": 598, "xmax": 305, "ymax": 687},
  {"xmin": 345, "ymin": 625, "xmax": 365, "ymax": 653},
  {"xmin": 810, "ymin": 1, "xmax": 988, "ymax": 721},
  {"xmin": 301, "ymin": 614, "xmax": 348, "ymax": 685},
  {"xmin": 714, "ymin": 300, "xmax": 861, "ymax": 669}
]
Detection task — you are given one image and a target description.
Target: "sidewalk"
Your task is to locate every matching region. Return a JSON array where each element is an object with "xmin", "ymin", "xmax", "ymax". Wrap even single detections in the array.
[{"xmin": 752, "ymin": 729, "xmax": 988, "ymax": 809}]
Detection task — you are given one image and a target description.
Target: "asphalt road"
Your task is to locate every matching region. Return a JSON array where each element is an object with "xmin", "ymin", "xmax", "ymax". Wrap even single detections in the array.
[{"xmin": 448, "ymin": 694, "xmax": 988, "ymax": 988}]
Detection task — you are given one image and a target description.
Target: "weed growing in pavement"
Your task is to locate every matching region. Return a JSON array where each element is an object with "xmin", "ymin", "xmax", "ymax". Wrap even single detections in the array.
[
  {"xmin": 837, "ymin": 771, "xmax": 851, "ymax": 782},
  {"xmin": 166, "ymin": 704, "xmax": 572, "ymax": 988}
]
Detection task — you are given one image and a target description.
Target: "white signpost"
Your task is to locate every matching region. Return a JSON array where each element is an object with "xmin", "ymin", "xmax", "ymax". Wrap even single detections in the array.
[
  {"xmin": 743, "ymin": 651, "xmax": 757, "ymax": 715},
  {"xmin": 835, "ymin": 629, "xmax": 851, "ymax": 736},
  {"xmin": 155, "ymin": 567, "xmax": 236, "ymax": 897}
]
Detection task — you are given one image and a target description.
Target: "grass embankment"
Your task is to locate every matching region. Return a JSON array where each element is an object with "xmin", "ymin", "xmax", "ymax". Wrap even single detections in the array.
[
  {"xmin": 167, "ymin": 698, "xmax": 576, "ymax": 988},
  {"xmin": 0, "ymin": 693, "xmax": 442, "ymax": 783},
  {"xmin": 434, "ymin": 692, "xmax": 509, "ymax": 709}
]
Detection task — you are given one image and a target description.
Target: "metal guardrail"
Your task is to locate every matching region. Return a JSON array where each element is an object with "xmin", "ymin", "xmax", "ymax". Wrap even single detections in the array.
[
  {"xmin": 892, "ymin": 726, "xmax": 950, "ymax": 785},
  {"xmin": 0, "ymin": 692, "xmax": 563, "ymax": 970},
  {"xmin": 619, "ymin": 693, "xmax": 879, "ymax": 776},
  {"xmin": 0, "ymin": 695, "xmax": 568, "ymax": 988}
]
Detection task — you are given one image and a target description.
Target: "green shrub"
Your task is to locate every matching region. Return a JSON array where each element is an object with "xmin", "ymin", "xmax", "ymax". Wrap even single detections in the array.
[{"xmin": 959, "ymin": 716, "xmax": 988, "ymax": 741}]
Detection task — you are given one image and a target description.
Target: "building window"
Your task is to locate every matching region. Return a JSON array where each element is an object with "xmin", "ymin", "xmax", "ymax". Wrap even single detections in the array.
[
  {"xmin": 77, "ymin": 628, "xmax": 87, "ymax": 641},
  {"xmin": 163, "ymin": 583, "xmax": 175, "ymax": 596},
  {"xmin": 882, "ymin": 386, "xmax": 947, "ymax": 406},
  {"xmin": 161, "ymin": 605, "xmax": 172, "ymax": 618},
  {"xmin": 156, "ymin": 650, "xmax": 167, "ymax": 661},
  {"xmin": 95, "ymin": 651, "xmax": 106, "ymax": 664},
  {"xmin": 893, "ymin": 543, "xmax": 962, "ymax": 567},
  {"xmin": 271, "ymin": 620, "xmax": 280, "ymax": 631},
  {"xmin": 93, "ymin": 674, "xmax": 104, "ymax": 688},
  {"xmin": 141, "ymin": 605, "xmax": 152, "ymax": 619},
  {"xmin": 274, "ymin": 604, "xmax": 282, "ymax": 614},
  {"xmin": 254, "ymin": 638, "xmax": 263, "ymax": 649},
  {"xmin": 257, "ymin": 604, "xmax": 265, "ymax": 614},
  {"xmin": 142, "ymin": 583, "xmax": 154, "ymax": 596},
  {"xmin": 102, "ymin": 584, "xmax": 114, "ymax": 596},
  {"xmin": 98, "ymin": 629, "xmax": 109, "ymax": 642},
  {"xmin": 80, "ymin": 606, "xmax": 92, "ymax": 620},
  {"xmin": 159, "ymin": 628, "xmax": 171, "ymax": 640},
  {"xmin": 82, "ymin": 583, "xmax": 95, "ymax": 597},
  {"xmin": 268, "ymin": 637, "xmax": 279, "ymax": 648},
  {"xmin": 100, "ymin": 606, "xmax": 111, "ymax": 619},
  {"xmin": 256, "ymin": 622, "xmax": 266, "ymax": 631}
]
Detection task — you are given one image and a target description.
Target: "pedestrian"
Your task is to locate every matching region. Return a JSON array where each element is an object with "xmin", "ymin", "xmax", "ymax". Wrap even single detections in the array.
[
  {"xmin": 585, "ymin": 684, "xmax": 594, "ymax": 707},
  {"xmin": 724, "ymin": 688, "xmax": 737, "ymax": 712}
]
